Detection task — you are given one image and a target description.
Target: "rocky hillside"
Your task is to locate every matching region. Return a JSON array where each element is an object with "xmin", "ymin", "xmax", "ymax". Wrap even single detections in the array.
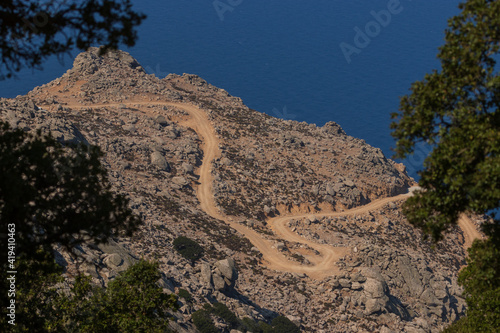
[{"xmin": 0, "ymin": 48, "xmax": 481, "ymax": 333}]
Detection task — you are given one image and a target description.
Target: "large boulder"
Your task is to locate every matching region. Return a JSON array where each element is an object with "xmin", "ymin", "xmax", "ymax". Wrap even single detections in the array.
[
  {"xmin": 397, "ymin": 256, "xmax": 424, "ymax": 297},
  {"xmin": 364, "ymin": 278, "xmax": 387, "ymax": 299},
  {"xmin": 155, "ymin": 115, "xmax": 169, "ymax": 126},
  {"xmin": 215, "ymin": 258, "xmax": 237, "ymax": 281},
  {"xmin": 362, "ymin": 268, "xmax": 390, "ymax": 315},
  {"xmin": 150, "ymin": 151, "xmax": 171, "ymax": 171},
  {"xmin": 98, "ymin": 239, "xmax": 138, "ymax": 273},
  {"xmin": 212, "ymin": 273, "xmax": 226, "ymax": 291},
  {"xmin": 172, "ymin": 176, "xmax": 189, "ymax": 187},
  {"xmin": 199, "ymin": 258, "xmax": 238, "ymax": 292},
  {"xmin": 200, "ymin": 262, "xmax": 212, "ymax": 288}
]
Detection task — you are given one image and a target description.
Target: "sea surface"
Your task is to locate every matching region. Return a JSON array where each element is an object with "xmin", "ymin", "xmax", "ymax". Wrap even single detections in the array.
[{"xmin": 0, "ymin": 0, "xmax": 462, "ymax": 178}]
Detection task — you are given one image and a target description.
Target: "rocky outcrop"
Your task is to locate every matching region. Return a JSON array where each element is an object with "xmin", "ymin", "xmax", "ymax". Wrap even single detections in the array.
[
  {"xmin": 322, "ymin": 121, "xmax": 346, "ymax": 136},
  {"xmin": 97, "ymin": 239, "xmax": 139, "ymax": 276},
  {"xmin": 201, "ymin": 258, "xmax": 238, "ymax": 292}
]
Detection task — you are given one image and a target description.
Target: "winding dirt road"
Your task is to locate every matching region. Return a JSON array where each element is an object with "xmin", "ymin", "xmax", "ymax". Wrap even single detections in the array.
[
  {"xmin": 458, "ymin": 216, "xmax": 482, "ymax": 250},
  {"xmin": 59, "ymin": 99, "xmax": 481, "ymax": 279}
]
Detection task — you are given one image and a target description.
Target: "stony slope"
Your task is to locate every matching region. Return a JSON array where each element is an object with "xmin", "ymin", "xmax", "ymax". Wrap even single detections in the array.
[{"xmin": 0, "ymin": 48, "xmax": 483, "ymax": 333}]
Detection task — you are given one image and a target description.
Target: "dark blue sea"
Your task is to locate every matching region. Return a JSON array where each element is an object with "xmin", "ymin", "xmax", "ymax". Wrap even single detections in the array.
[{"xmin": 0, "ymin": 0, "xmax": 462, "ymax": 178}]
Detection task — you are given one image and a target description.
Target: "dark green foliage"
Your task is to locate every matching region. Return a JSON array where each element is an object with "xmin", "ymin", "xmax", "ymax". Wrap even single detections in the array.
[
  {"xmin": 2, "ymin": 260, "xmax": 178, "ymax": 332},
  {"xmin": 192, "ymin": 308, "xmax": 218, "ymax": 333},
  {"xmin": 191, "ymin": 303, "xmax": 301, "ymax": 333},
  {"xmin": 173, "ymin": 236, "xmax": 204, "ymax": 261},
  {"xmin": 47, "ymin": 260, "xmax": 178, "ymax": 332},
  {"xmin": 0, "ymin": 122, "xmax": 141, "ymax": 330},
  {"xmin": 444, "ymin": 237, "xmax": 500, "ymax": 332},
  {"xmin": 192, "ymin": 303, "xmax": 243, "ymax": 333},
  {"xmin": 100, "ymin": 260, "xmax": 178, "ymax": 332},
  {"xmin": 442, "ymin": 317, "xmax": 468, "ymax": 333},
  {"xmin": 270, "ymin": 316, "xmax": 301, "ymax": 333},
  {"xmin": 249, "ymin": 317, "xmax": 301, "ymax": 333},
  {"xmin": 258, "ymin": 322, "xmax": 274, "ymax": 333},
  {"xmin": 3, "ymin": 251, "xmax": 63, "ymax": 332},
  {"xmin": 0, "ymin": 122, "xmax": 140, "ymax": 259},
  {"xmin": 390, "ymin": 1, "xmax": 500, "ymax": 331},
  {"xmin": 212, "ymin": 302, "xmax": 240, "ymax": 329},
  {"xmin": 178, "ymin": 288, "xmax": 192, "ymax": 302},
  {"xmin": 390, "ymin": 0, "xmax": 500, "ymax": 241},
  {"xmin": 241, "ymin": 317, "xmax": 262, "ymax": 332},
  {"xmin": 0, "ymin": 0, "xmax": 145, "ymax": 79}
]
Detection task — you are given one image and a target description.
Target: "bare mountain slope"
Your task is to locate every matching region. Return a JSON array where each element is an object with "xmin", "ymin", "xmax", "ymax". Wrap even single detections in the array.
[{"xmin": 0, "ymin": 48, "xmax": 483, "ymax": 333}]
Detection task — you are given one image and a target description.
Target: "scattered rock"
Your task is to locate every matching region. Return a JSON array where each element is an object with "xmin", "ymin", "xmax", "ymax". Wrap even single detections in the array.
[{"xmin": 150, "ymin": 151, "xmax": 171, "ymax": 171}]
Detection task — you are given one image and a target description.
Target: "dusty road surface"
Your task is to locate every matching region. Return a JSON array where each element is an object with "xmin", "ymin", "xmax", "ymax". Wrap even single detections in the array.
[{"xmin": 55, "ymin": 98, "xmax": 481, "ymax": 279}]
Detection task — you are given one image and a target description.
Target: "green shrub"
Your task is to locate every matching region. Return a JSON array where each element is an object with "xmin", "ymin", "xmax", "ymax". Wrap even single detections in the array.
[
  {"xmin": 270, "ymin": 315, "xmax": 301, "ymax": 333},
  {"xmin": 191, "ymin": 303, "xmax": 301, "ymax": 333},
  {"xmin": 192, "ymin": 309, "xmax": 218, "ymax": 333},
  {"xmin": 173, "ymin": 236, "xmax": 204, "ymax": 261},
  {"xmin": 178, "ymin": 288, "xmax": 192, "ymax": 302},
  {"xmin": 242, "ymin": 317, "xmax": 261, "ymax": 332},
  {"xmin": 212, "ymin": 303, "xmax": 240, "ymax": 329},
  {"xmin": 258, "ymin": 321, "xmax": 273, "ymax": 333},
  {"xmin": 47, "ymin": 260, "xmax": 178, "ymax": 332},
  {"xmin": 442, "ymin": 317, "xmax": 467, "ymax": 333}
]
